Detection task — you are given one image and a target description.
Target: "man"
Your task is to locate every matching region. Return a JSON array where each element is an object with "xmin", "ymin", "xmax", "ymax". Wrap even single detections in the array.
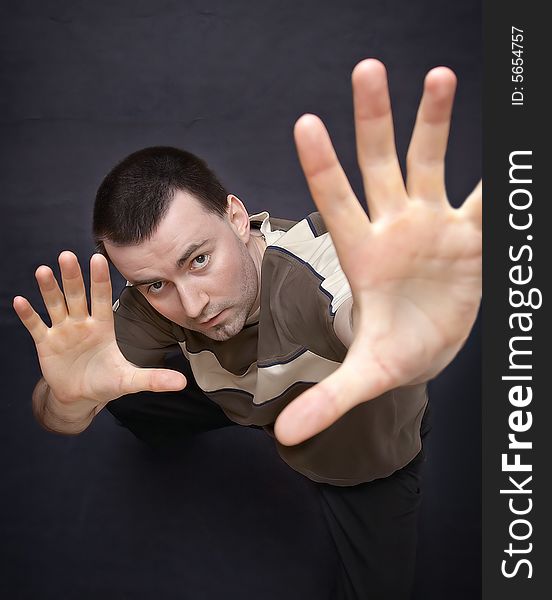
[{"xmin": 13, "ymin": 59, "xmax": 482, "ymax": 598}]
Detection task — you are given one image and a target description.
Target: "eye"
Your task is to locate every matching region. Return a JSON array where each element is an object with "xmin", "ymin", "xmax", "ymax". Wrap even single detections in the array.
[
  {"xmin": 147, "ymin": 281, "xmax": 166, "ymax": 295},
  {"xmin": 191, "ymin": 254, "xmax": 210, "ymax": 270}
]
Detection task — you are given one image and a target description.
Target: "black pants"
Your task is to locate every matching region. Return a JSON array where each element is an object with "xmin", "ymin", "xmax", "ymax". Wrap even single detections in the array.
[
  {"xmin": 317, "ymin": 446, "xmax": 426, "ymax": 599},
  {"xmin": 317, "ymin": 405, "xmax": 430, "ymax": 600}
]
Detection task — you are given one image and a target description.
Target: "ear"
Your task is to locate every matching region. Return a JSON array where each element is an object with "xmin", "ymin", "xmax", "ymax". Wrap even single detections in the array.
[{"xmin": 226, "ymin": 194, "xmax": 250, "ymax": 243}]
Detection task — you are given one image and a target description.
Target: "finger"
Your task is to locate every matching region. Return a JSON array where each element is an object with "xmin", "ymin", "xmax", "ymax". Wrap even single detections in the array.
[
  {"xmin": 34, "ymin": 265, "xmax": 68, "ymax": 326},
  {"xmin": 406, "ymin": 66, "xmax": 457, "ymax": 203},
  {"xmin": 90, "ymin": 254, "xmax": 114, "ymax": 322},
  {"xmin": 294, "ymin": 113, "xmax": 369, "ymax": 258},
  {"xmin": 352, "ymin": 59, "xmax": 408, "ymax": 220},
  {"xmin": 458, "ymin": 179, "xmax": 482, "ymax": 229},
  {"xmin": 123, "ymin": 367, "xmax": 188, "ymax": 395},
  {"xmin": 58, "ymin": 251, "xmax": 89, "ymax": 320},
  {"xmin": 12, "ymin": 296, "xmax": 48, "ymax": 344}
]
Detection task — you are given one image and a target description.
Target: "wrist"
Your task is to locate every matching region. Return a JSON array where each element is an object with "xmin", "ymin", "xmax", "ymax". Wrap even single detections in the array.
[
  {"xmin": 33, "ymin": 380, "xmax": 98, "ymax": 435},
  {"xmin": 43, "ymin": 396, "xmax": 96, "ymax": 434}
]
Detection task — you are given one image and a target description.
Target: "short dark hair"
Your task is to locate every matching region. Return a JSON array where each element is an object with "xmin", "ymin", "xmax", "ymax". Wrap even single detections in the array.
[{"xmin": 93, "ymin": 146, "xmax": 229, "ymax": 254}]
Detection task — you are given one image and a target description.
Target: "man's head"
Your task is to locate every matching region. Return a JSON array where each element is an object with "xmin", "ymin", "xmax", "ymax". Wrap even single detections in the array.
[{"xmin": 93, "ymin": 146, "xmax": 260, "ymax": 341}]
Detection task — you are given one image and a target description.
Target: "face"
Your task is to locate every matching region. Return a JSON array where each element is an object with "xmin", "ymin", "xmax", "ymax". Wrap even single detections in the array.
[{"xmin": 105, "ymin": 191, "xmax": 260, "ymax": 341}]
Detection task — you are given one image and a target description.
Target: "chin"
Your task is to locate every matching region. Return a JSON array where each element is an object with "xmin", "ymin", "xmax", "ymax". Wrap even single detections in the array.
[{"xmin": 206, "ymin": 310, "xmax": 247, "ymax": 341}]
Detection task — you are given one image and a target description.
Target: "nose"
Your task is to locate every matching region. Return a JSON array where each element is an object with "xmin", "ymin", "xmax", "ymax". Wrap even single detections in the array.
[{"xmin": 175, "ymin": 282, "xmax": 209, "ymax": 320}]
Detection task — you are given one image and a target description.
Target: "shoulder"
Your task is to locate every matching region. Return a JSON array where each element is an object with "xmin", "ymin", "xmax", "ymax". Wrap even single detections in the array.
[
  {"xmin": 265, "ymin": 212, "xmax": 351, "ymax": 313},
  {"xmin": 113, "ymin": 285, "xmax": 185, "ymax": 366},
  {"xmin": 260, "ymin": 212, "xmax": 350, "ymax": 360},
  {"xmin": 114, "ymin": 285, "xmax": 176, "ymax": 331}
]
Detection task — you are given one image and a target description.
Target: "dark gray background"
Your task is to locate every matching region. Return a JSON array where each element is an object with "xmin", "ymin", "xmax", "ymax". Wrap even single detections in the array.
[{"xmin": 1, "ymin": 1, "xmax": 481, "ymax": 598}]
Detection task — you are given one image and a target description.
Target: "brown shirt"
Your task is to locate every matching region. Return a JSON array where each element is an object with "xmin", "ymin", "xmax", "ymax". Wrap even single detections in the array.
[{"xmin": 113, "ymin": 211, "xmax": 428, "ymax": 486}]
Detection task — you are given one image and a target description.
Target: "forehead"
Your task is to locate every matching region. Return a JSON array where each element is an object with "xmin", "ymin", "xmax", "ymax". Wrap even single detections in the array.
[
  {"xmin": 105, "ymin": 191, "xmax": 228, "ymax": 275},
  {"xmin": 154, "ymin": 190, "xmax": 225, "ymax": 242}
]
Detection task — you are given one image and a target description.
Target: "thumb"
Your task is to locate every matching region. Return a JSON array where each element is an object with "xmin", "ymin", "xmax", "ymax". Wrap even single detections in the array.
[
  {"xmin": 273, "ymin": 337, "xmax": 398, "ymax": 446},
  {"xmin": 273, "ymin": 361, "xmax": 373, "ymax": 446},
  {"xmin": 124, "ymin": 367, "xmax": 187, "ymax": 395}
]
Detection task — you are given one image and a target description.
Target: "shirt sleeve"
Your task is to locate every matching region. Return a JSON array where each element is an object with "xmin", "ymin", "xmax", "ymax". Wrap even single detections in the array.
[{"xmin": 113, "ymin": 285, "xmax": 184, "ymax": 368}]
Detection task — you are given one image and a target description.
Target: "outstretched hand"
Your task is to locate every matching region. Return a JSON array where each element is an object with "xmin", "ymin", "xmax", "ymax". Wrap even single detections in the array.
[
  {"xmin": 13, "ymin": 252, "xmax": 187, "ymax": 413},
  {"xmin": 274, "ymin": 59, "xmax": 482, "ymax": 446}
]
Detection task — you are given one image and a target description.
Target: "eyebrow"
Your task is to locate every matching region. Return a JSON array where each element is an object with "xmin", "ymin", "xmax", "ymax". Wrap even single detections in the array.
[{"xmin": 128, "ymin": 239, "xmax": 210, "ymax": 287}]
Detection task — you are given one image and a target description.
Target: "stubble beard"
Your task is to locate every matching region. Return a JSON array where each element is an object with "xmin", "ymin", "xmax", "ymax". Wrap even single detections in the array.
[{"xmin": 203, "ymin": 241, "xmax": 259, "ymax": 342}]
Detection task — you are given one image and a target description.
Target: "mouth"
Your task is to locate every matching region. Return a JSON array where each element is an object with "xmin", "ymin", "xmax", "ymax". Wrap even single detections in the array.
[{"xmin": 200, "ymin": 309, "xmax": 226, "ymax": 326}]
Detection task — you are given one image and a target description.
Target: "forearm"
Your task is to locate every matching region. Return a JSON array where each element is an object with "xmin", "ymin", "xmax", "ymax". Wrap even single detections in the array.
[{"xmin": 32, "ymin": 377, "xmax": 100, "ymax": 435}]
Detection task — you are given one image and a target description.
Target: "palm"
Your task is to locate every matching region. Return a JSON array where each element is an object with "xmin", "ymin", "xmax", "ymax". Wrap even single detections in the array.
[
  {"xmin": 35, "ymin": 316, "xmax": 127, "ymax": 405},
  {"xmin": 275, "ymin": 59, "xmax": 482, "ymax": 445},
  {"xmin": 14, "ymin": 252, "xmax": 186, "ymax": 409},
  {"xmin": 343, "ymin": 199, "xmax": 480, "ymax": 389}
]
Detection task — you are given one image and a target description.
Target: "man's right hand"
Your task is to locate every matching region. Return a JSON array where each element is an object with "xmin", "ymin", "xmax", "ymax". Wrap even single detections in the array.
[{"xmin": 13, "ymin": 251, "xmax": 187, "ymax": 430}]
